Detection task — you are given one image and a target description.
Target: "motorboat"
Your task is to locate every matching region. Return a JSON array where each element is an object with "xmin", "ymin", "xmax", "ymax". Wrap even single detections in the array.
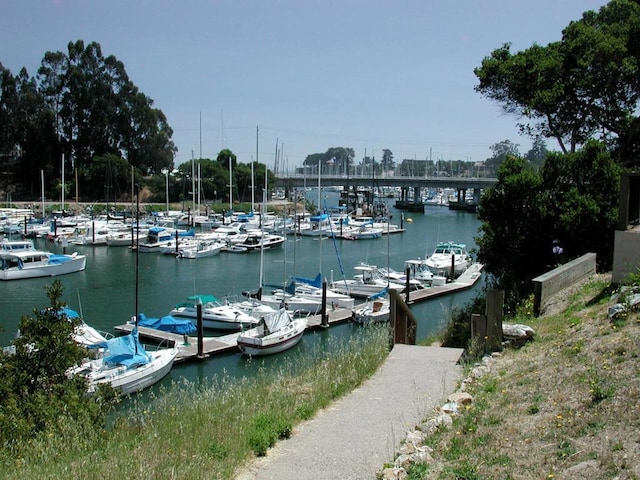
[
  {"xmin": 233, "ymin": 232, "xmax": 285, "ymax": 251},
  {"xmin": 258, "ymin": 287, "xmax": 323, "ymax": 315},
  {"xmin": 136, "ymin": 226, "xmax": 195, "ymax": 253},
  {"xmin": 351, "ymin": 288, "xmax": 390, "ymax": 325},
  {"xmin": 69, "ymin": 329, "xmax": 178, "ymax": 395},
  {"xmin": 329, "ymin": 263, "xmax": 405, "ymax": 298},
  {"xmin": 236, "ymin": 308, "xmax": 307, "ymax": 356},
  {"xmin": 0, "ymin": 238, "xmax": 36, "ymax": 252},
  {"xmin": 290, "ymin": 273, "xmax": 355, "ymax": 309},
  {"xmin": 403, "ymin": 259, "xmax": 446, "ymax": 286},
  {"xmin": 177, "ymin": 240, "xmax": 225, "ymax": 259},
  {"xmin": 0, "ymin": 249, "xmax": 86, "ymax": 280},
  {"xmin": 424, "ymin": 242, "xmax": 471, "ymax": 278},
  {"xmin": 376, "ymin": 266, "xmax": 427, "ymax": 291},
  {"xmin": 169, "ymin": 294, "xmax": 260, "ymax": 330}
]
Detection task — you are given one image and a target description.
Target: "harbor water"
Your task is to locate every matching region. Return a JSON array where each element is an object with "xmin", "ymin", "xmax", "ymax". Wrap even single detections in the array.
[{"xmin": 0, "ymin": 194, "xmax": 483, "ymax": 390}]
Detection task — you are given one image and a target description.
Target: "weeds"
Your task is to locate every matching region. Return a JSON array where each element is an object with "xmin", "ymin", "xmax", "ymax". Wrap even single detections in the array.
[{"xmin": 0, "ymin": 324, "xmax": 390, "ymax": 479}]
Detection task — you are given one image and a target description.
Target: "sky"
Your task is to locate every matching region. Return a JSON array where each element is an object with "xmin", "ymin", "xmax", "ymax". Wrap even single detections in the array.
[{"xmin": 1, "ymin": 0, "xmax": 610, "ymax": 171}]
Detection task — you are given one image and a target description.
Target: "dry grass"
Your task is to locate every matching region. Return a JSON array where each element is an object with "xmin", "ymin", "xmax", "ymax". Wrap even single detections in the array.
[{"xmin": 423, "ymin": 273, "xmax": 640, "ymax": 479}]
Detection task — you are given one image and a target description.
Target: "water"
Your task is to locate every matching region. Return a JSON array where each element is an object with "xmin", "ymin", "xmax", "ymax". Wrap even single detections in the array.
[{"xmin": 0, "ymin": 193, "xmax": 482, "ymax": 390}]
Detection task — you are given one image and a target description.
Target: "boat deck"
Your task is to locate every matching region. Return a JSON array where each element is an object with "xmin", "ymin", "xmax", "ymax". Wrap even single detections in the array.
[{"xmin": 113, "ymin": 263, "xmax": 483, "ymax": 363}]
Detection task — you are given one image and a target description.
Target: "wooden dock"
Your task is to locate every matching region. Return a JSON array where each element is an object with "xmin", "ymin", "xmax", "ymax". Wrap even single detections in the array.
[{"xmin": 113, "ymin": 263, "xmax": 483, "ymax": 363}]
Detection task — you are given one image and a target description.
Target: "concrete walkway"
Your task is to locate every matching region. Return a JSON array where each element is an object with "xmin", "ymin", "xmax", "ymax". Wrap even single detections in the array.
[{"xmin": 235, "ymin": 344, "xmax": 464, "ymax": 480}]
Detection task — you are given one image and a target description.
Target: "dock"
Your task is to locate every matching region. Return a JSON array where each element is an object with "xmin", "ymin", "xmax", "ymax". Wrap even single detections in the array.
[{"xmin": 113, "ymin": 263, "xmax": 483, "ymax": 363}]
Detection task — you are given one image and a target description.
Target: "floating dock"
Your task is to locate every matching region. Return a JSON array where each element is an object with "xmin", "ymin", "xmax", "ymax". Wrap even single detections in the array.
[{"xmin": 114, "ymin": 263, "xmax": 483, "ymax": 363}]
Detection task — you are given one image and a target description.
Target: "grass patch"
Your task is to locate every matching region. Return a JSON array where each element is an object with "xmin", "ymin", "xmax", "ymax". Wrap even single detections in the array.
[
  {"xmin": 423, "ymin": 274, "xmax": 640, "ymax": 479},
  {"xmin": 0, "ymin": 324, "xmax": 390, "ymax": 479}
]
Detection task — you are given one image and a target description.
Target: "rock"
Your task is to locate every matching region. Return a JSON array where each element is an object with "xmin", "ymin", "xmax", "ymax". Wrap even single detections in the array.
[
  {"xmin": 404, "ymin": 430, "xmax": 425, "ymax": 447},
  {"xmin": 502, "ymin": 323, "xmax": 535, "ymax": 342},
  {"xmin": 422, "ymin": 413, "xmax": 453, "ymax": 434},
  {"xmin": 380, "ymin": 466, "xmax": 407, "ymax": 480},
  {"xmin": 448, "ymin": 391, "xmax": 473, "ymax": 406}
]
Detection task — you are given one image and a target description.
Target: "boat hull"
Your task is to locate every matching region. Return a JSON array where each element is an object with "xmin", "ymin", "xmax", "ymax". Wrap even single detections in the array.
[
  {"xmin": 0, "ymin": 253, "xmax": 86, "ymax": 280},
  {"xmin": 237, "ymin": 317, "xmax": 307, "ymax": 356},
  {"xmin": 77, "ymin": 348, "xmax": 178, "ymax": 395}
]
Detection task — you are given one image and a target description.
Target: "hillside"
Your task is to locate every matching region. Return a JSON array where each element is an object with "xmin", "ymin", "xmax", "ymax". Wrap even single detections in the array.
[{"xmin": 398, "ymin": 273, "xmax": 640, "ymax": 479}]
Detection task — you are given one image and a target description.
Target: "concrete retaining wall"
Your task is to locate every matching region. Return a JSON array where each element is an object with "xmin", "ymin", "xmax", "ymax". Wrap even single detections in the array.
[{"xmin": 532, "ymin": 253, "xmax": 597, "ymax": 316}]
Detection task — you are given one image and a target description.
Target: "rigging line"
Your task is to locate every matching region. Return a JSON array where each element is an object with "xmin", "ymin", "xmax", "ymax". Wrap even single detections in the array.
[{"xmin": 324, "ymin": 198, "xmax": 347, "ymax": 290}]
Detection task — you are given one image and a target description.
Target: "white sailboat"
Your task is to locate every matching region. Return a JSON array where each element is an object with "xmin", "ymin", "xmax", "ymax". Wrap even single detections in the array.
[
  {"xmin": 70, "ymin": 187, "xmax": 178, "ymax": 395},
  {"xmin": 236, "ymin": 307, "xmax": 307, "ymax": 357}
]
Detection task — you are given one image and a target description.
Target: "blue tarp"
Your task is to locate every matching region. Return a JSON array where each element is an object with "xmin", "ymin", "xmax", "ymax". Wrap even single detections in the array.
[
  {"xmin": 367, "ymin": 287, "xmax": 388, "ymax": 301},
  {"xmin": 137, "ymin": 313, "xmax": 196, "ymax": 335},
  {"xmin": 291, "ymin": 273, "xmax": 322, "ymax": 288},
  {"xmin": 95, "ymin": 329, "xmax": 151, "ymax": 368}
]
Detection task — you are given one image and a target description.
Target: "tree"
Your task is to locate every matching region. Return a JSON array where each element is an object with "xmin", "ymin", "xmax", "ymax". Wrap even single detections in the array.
[
  {"xmin": 541, "ymin": 141, "xmax": 620, "ymax": 270},
  {"xmin": 484, "ymin": 140, "xmax": 520, "ymax": 174},
  {"xmin": 525, "ymin": 136, "xmax": 549, "ymax": 169},
  {"xmin": 476, "ymin": 141, "xmax": 620, "ymax": 310},
  {"xmin": 474, "ymin": 1, "xmax": 640, "ymax": 164},
  {"xmin": 0, "ymin": 281, "xmax": 117, "ymax": 445},
  {"xmin": 381, "ymin": 149, "xmax": 395, "ymax": 171},
  {"xmin": 476, "ymin": 156, "xmax": 547, "ymax": 309},
  {"xmin": 37, "ymin": 40, "xmax": 176, "ymax": 177}
]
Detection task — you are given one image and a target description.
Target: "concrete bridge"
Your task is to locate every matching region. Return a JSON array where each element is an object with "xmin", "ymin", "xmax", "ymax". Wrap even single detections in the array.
[{"xmin": 274, "ymin": 174, "xmax": 498, "ymax": 211}]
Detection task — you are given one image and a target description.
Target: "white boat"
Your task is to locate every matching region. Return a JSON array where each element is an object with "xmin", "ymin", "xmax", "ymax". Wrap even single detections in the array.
[
  {"xmin": 403, "ymin": 259, "xmax": 446, "ymax": 286},
  {"xmin": 376, "ymin": 266, "xmax": 426, "ymax": 291},
  {"xmin": 236, "ymin": 308, "xmax": 307, "ymax": 356},
  {"xmin": 178, "ymin": 240, "xmax": 225, "ymax": 259},
  {"xmin": 0, "ymin": 238, "xmax": 36, "ymax": 252},
  {"xmin": 330, "ymin": 263, "xmax": 405, "ymax": 298},
  {"xmin": 351, "ymin": 288, "xmax": 390, "ymax": 325},
  {"xmin": 169, "ymin": 294, "xmax": 260, "ymax": 330},
  {"xmin": 60, "ymin": 307, "xmax": 111, "ymax": 346},
  {"xmin": 233, "ymin": 232, "xmax": 285, "ymax": 251},
  {"xmin": 0, "ymin": 249, "xmax": 86, "ymax": 280},
  {"xmin": 340, "ymin": 224, "xmax": 384, "ymax": 240},
  {"xmin": 290, "ymin": 273, "xmax": 355, "ymax": 309},
  {"xmin": 136, "ymin": 226, "xmax": 195, "ymax": 253},
  {"xmin": 69, "ymin": 329, "xmax": 178, "ymax": 395},
  {"xmin": 424, "ymin": 242, "xmax": 472, "ymax": 278},
  {"xmin": 259, "ymin": 287, "xmax": 323, "ymax": 315}
]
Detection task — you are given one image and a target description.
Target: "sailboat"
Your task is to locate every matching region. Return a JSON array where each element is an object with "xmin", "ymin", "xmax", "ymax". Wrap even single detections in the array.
[
  {"xmin": 69, "ymin": 187, "xmax": 178, "ymax": 395},
  {"xmin": 236, "ymin": 186, "xmax": 307, "ymax": 356},
  {"xmin": 351, "ymin": 287, "xmax": 390, "ymax": 325},
  {"xmin": 236, "ymin": 307, "xmax": 307, "ymax": 356}
]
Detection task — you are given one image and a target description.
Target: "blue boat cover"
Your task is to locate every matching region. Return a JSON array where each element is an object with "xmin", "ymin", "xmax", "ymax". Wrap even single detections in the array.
[
  {"xmin": 367, "ymin": 287, "xmax": 388, "ymax": 301},
  {"xmin": 136, "ymin": 313, "xmax": 196, "ymax": 335},
  {"xmin": 291, "ymin": 273, "xmax": 322, "ymax": 288},
  {"xmin": 99, "ymin": 329, "xmax": 151, "ymax": 368}
]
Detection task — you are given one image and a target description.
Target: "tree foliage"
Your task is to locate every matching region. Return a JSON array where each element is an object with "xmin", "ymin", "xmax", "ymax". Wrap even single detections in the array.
[
  {"xmin": 474, "ymin": 0, "xmax": 640, "ymax": 165},
  {"xmin": 0, "ymin": 40, "xmax": 176, "ymax": 200},
  {"xmin": 302, "ymin": 147, "xmax": 355, "ymax": 174},
  {"xmin": 476, "ymin": 141, "xmax": 620, "ymax": 310},
  {"xmin": 0, "ymin": 281, "xmax": 117, "ymax": 447}
]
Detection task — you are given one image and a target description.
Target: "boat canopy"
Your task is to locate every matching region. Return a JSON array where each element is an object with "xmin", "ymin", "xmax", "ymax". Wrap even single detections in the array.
[
  {"xmin": 94, "ymin": 329, "xmax": 151, "ymax": 368},
  {"xmin": 291, "ymin": 273, "xmax": 322, "ymax": 288},
  {"xmin": 136, "ymin": 313, "xmax": 196, "ymax": 335},
  {"xmin": 367, "ymin": 287, "xmax": 388, "ymax": 301},
  {"xmin": 186, "ymin": 294, "xmax": 218, "ymax": 305},
  {"xmin": 264, "ymin": 308, "xmax": 291, "ymax": 333}
]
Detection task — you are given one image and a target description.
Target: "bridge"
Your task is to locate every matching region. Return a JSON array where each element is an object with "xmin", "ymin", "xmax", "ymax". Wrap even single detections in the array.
[{"xmin": 274, "ymin": 174, "xmax": 498, "ymax": 211}]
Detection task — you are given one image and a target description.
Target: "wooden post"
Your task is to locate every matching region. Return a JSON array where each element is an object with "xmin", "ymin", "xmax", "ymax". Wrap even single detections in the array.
[
  {"xmin": 485, "ymin": 289, "xmax": 504, "ymax": 352},
  {"xmin": 390, "ymin": 289, "xmax": 417, "ymax": 345},
  {"xmin": 196, "ymin": 297, "xmax": 205, "ymax": 359},
  {"xmin": 404, "ymin": 267, "xmax": 410, "ymax": 304},
  {"xmin": 471, "ymin": 313, "xmax": 487, "ymax": 352},
  {"xmin": 321, "ymin": 280, "xmax": 329, "ymax": 328}
]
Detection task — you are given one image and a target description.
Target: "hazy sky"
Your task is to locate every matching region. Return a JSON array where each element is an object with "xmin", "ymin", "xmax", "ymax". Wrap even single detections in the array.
[{"xmin": 1, "ymin": 0, "xmax": 609, "ymax": 170}]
